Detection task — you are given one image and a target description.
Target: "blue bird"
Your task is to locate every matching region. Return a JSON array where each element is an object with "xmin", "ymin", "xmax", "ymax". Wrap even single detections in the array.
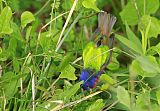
[
  {"xmin": 79, "ymin": 11, "xmax": 116, "ymax": 90},
  {"xmin": 79, "ymin": 69, "xmax": 101, "ymax": 90}
]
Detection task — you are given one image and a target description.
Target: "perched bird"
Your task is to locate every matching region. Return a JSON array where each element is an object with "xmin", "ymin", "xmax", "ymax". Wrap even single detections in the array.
[
  {"xmin": 79, "ymin": 11, "xmax": 117, "ymax": 90},
  {"xmin": 79, "ymin": 69, "xmax": 101, "ymax": 90}
]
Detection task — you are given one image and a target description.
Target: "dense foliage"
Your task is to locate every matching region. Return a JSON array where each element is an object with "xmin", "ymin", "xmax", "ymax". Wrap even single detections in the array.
[{"xmin": 0, "ymin": 0, "xmax": 160, "ymax": 111}]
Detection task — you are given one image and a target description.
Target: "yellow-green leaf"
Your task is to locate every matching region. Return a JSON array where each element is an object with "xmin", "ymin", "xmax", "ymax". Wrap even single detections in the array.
[
  {"xmin": 117, "ymin": 86, "xmax": 131, "ymax": 109},
  {"xmin": 85, "ymin": 99, "xmax": 104, "ymax": 111},
  {"xmin": 82, "ymin": 0, "xmax": 100, "ymax": 12},
  {"xmin": 83, "ymin": 42, "xmax": 109, "ymax": 71},
  {"xmin": 59, "ymin": 64, "xmax": 77, "ymax": 80},
  {"xmin": 0, "ymin": 6, "xmax": 13, "ymax": 36},
  {"xmin": 21, "ymin": 11, "xmax": 35, "ymax": 29}
]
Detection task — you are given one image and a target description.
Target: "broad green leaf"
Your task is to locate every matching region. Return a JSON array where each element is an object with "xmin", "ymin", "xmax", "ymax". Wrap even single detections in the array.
[
  {"xmin": 116, "ymin": 34, "xmax": 143, "ymax": 55},
  {"xmin": 130, "ymin": 60, "xmax": 142, "ymax": 77},
  {"xmin": 131, "ymin": 59, "xmax": 157, "ymax": 77},
  {"xmin": 100, "ymin": 74, "xmax": 115, "ymax": 85},
  {"xmin": 60, "ymin": 81, "xmax": 82, "ymax": 102},
  {"xmin": 136, "ymin": 0, "xmax": 159, "ymax": 15},
  {"xmin": 58, "ymin": 53, "xmax": 73, "ymax": 72},
  {"xmin": 59, "ymin": 64, "xmax": 77, "ymax": 80},
  {"xmin": 0, "ymin": 6, "xmax": 13, "ymax": 36},
  {"xmin": 83, "ymin": 42, "xmax": 109, "ymax": 71},
  {"xmin": 156, "ymin": 90, "xmax": 160, "ymax": 105},
  {"xmin": 21, "ymin": 11, "xmax": 35, "ymax": 29},
  {"xmin": 82, "ymin": 0, "xmax": 100, "ymax": 12},
  {"xmin": 131, "ymin": 55, "xmax": 160, "ymax": 77},
  {"xmin": 13, "ymin": 57, "xmax": 20, "ymax": 73},
  {"xmin": 117, "ymin": 86, "xmax": 131, "ymax": 109},
  {"xmin": 136, "ymin": 56, "xmax": 160, "ymax": 74},
  {"xmin": 0, "ymin": 72, "xmax": 18, "ymax": 99},
  {"xmin": 120, "ymin": 0, "xmax": 159, "ymax": 25},
  {"xmin": 136, "ymin": 91, "xmax": 151, "ymax": 109},
  {"xmin": 139, "ymin": 15, "xmax": 160, "ymax": 38},
  {"xmin": 126, "ymin": 23, "xmax": 141, "ymax": 49},
  {"xmin": 85, "ymin": 99, "xmax": 105, "ymax": 111},
  {"xmin": 120, "ymin": 2, "xmax": 138, "ymax": 25}
]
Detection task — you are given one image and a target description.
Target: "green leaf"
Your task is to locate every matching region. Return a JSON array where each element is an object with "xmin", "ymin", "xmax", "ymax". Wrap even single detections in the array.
[
  {"xmin": 0, "ymin": 6, "xmax": 13, "ymax": 36},
  {"xmin": 136, "ymin": 56, "xmax": 160, "ymax": 74},
  {"xmin": 117, "ymin": 86, "xmax": 131, "ymax": 109},
  {"xmin": 59, "ymin": 64, "xmax": 77, "ymax": 80},
  {"xmin": 83, "ymin": 42, "xmax": 109, "ymax": 71},
  {"xmin": 58, "ymin": 53, "xmax": 73, "ymax": 72},
  {"xmin": 85, "ymin": 99, "xmax": 105, "ymax": 111},
  {"xmin": 0, "ymin": 72, "xmax": 18, "ymax": 99},
  {"xmin": 136, "ymin": 91, "xmax": 151, "ymax": 109},
  {"xmin": 136, "ymin": 0, "xmax": 159, "ymax": 15},
  {"xmin": 126, "ymin": 23, "xmax": 141, "ymax": 49},
  {"xmin": 21, "ymin": 11, "xmax": 35, "ymax": 29},
  {"xmin": 139, "ymin": 15, "xmax": 160, "ymax": 38},
  {"xmin": 60, "ymin": 81, "xmax": 82, "ymax": 102},
  {"xmin": 13, "ymin": 57, "xmax": 20, "ymax": 73},
  {"xmin": 116, "ymin": 34, "xmax": 143, "ymax": 55},
  {"xmin": 0, "ymin": 50, "xmax": 10, "ymax": 61},
  {"xmin": 131, "ymin": 60, "xmax": 154, "ymax": 77},
  {"xmin": 120, "ymin": 2, "xmax": 138, "ymax": 25},
  {"xmin": 100, "ymin": 74, "xmax": 115, "ymax": 85},
  {"xmin": 156, "ymin": 90, "xmax": 160, "ymax": 105},
  {"xmin": 120, "ymin": 0, "xmax": 159, "ymax": 25},
  {"xmin": 82, "ymin": 0, "xmax": 100, "ymax": 12},
  {"xmin": 131, "ymin": 56, "xmax": 160, "ymax": 77}
]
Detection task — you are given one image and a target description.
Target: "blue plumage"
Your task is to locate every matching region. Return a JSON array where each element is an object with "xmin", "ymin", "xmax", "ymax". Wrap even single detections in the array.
[
  {"xmin": 79, "ymin": 11, "xmax": 116, "ymax": 90},
  {"xmin": 79, "ymin": 69, "xmax": 101, "ymax": 90}
]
